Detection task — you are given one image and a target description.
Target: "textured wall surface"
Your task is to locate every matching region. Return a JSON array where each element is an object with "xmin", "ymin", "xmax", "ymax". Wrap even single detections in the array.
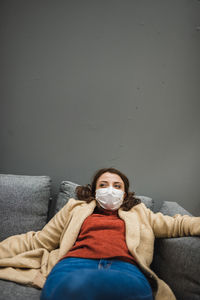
[{"xmin": 0, "ymin": 0, "xmax": 200, "ymax": 215}]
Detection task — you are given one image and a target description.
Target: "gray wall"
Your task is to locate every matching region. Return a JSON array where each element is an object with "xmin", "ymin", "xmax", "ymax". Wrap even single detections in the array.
[{"xmin": 1, "ymin": 0, "xmax": 200, "ymax": 215}]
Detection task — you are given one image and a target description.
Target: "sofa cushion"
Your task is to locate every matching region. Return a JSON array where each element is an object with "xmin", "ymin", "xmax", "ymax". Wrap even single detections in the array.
[
  {"xmin": 151, "ymin": 201, "xmax": 200, "ymax": 300},
  {"xmin": 159, "ymin": 200, "xmax": 193, "ymax": 216},
  {"xmin": 55, "ymin": 180, "xmax": 154, "ymax": 213},
  {"xmin": 0, "ymin": 280, "xmax": 41, "ymax": 300},
  {"xmin": 0, "ymin": 174, "xmax": 51, "ymax": 241}
]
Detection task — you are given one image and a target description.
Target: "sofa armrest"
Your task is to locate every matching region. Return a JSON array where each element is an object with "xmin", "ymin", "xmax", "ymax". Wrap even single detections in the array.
[
  {"xmin": 151, "ymin": 236, "xmax": 200, "ymax": 300},
  {"xmin": 151, "ymin": 201, "xmax": 200, "ymax": 300}
]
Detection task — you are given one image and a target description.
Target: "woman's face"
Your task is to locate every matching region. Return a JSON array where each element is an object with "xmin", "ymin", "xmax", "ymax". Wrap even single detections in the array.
[{"xmin": 96, "ymin": 172, "xmax": 126, "ymax": 199}]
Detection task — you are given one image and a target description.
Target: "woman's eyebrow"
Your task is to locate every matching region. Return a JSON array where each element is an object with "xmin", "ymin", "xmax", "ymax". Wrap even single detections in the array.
[{"xmin": 99, "ymin": 181, "xmax": 122, "ymax": 184}]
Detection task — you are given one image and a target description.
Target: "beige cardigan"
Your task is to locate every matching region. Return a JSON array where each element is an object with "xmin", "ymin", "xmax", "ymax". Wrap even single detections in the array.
[{"xmin": 0, "ymin": 198, "xmax": 200, "ymax": 299}]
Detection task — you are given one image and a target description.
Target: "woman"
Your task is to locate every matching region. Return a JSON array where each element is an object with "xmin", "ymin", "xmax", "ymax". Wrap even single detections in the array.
[
  {"xmin": 0, "ymin": 168, "xmax": 200, "ymax": 300},
  {"xmin": 41, "ymin": 167, "xmax": 153, "ymax": 300}
]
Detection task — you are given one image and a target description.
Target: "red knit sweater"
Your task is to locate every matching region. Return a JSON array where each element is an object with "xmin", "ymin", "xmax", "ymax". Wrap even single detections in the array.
[{"xmin": 60, "ymin": 206, "xmax": 136, "ymax": 265}]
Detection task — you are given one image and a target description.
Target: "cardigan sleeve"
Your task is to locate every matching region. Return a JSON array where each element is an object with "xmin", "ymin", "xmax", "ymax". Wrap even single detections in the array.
[
  {"xmin": 0, "ymin": 201, "xmax": 71, "ymax": 259},
  {"xmin": 146, "ymin": 208, "xmax": 200, "ymax": 238}
]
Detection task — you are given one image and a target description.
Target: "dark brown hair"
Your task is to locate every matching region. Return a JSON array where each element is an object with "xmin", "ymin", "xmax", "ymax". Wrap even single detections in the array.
[{"xmin": 76, "ymin": 167, "xmax": 141, "ymax": 211}]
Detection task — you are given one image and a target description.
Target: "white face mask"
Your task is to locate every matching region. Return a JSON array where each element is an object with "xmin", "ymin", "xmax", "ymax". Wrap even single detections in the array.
[{"xmin": 95, "ymin": 186, "xmax": 125, "ymax": 210}]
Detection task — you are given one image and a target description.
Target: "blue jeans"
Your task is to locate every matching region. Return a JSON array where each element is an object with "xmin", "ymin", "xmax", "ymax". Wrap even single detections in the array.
[{"xmin": 40, "ymin": 257, "xmax": 153, "ymax": 300}]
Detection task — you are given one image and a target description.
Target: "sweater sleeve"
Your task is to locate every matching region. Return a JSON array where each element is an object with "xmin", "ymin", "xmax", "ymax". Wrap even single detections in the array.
[
  {"xmin": 0, "ymin": 201, "xmax": 71, "ymax": 259},
  {"xmin": 146, "ymin": 207, "xmax": 200, "ymax": 238}
]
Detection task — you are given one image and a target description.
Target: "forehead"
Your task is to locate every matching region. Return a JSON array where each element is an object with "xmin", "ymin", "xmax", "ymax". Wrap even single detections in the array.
[{"xmin": 97, "ymin": 172, "xmax": 123, "ymax": 183}]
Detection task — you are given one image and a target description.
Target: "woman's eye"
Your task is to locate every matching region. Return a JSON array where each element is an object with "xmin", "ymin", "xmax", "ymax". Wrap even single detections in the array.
[
  {"xmin": 100, "ymin": 184, "xmax": 105, "ymax": 187},
  {"xmin": 115, "ymin": 185, "xmax": 121, "ymax": 188}
]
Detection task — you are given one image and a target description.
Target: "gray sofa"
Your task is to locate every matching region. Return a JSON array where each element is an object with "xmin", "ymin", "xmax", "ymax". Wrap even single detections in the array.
[{"xmin": 0, "ymin": 174, "xmax": 199, "ymax": 300}]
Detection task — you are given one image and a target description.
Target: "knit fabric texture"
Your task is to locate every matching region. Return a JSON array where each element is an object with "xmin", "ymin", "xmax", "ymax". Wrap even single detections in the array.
[{"xmin": 61, "ymin": 206, "xmax": 136, "ymax": 265}]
